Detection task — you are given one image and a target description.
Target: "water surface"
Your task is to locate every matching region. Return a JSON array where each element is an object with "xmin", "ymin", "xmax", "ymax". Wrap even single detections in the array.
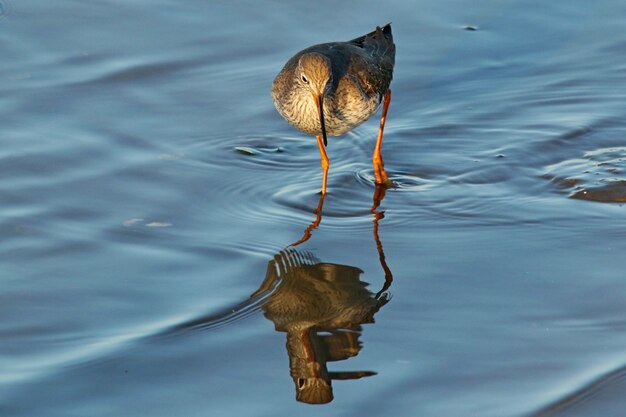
[{"xmin": 2, "ymin": 1, "xmax": 626, "ymax": 416}]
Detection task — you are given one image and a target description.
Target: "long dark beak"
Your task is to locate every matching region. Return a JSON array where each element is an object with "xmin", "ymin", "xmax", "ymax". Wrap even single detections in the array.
[{"xmin": 314, "ymin": 93, "xmax": 328, "ymax": 146}]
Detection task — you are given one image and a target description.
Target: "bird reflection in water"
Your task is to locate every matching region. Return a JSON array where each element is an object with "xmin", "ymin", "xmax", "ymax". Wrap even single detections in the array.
[
  {"xmin": 251, "ymin": 250, "xmax": 389, "ymax": 404},
  {"xmin": 164, "ymin": 186, "xmax": 393, "ymax": 404},
  {"xmin": 252, "ymin": 184, "xmax": 393, "ymax": 404}
]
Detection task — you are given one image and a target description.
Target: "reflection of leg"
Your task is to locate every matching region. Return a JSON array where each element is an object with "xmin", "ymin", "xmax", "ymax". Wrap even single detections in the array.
[
  {"xmin": 316, "ymin": 135, "xmax": 329, "ymax": 195},
  {"xmin": 371, "ymin": 184, "xmax": 393, "ymax": 298},
  {"xmin": 371, "ymin": 183, "xmax": 387, "ymax": 212},
  {"xmin": 290, "ymin": 192, "xmax": 326, "ymax": 247},
  {"xmin": 372, "ymin": 90, "xmax": 391, "ymax": 186}
]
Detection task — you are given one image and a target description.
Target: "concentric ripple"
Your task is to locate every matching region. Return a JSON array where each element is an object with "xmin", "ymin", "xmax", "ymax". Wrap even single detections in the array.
[{"xmin": 355, "ymin": 168, "xmax": 438, "ymax": 192}]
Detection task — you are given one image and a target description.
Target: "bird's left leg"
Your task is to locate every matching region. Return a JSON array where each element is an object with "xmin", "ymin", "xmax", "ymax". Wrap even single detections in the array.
[{"xmin": 316, "ymin": 135, "xmax": 330, "ymax": 194}]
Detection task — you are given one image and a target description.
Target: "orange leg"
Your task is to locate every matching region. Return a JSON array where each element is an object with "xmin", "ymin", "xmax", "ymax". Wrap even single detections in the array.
[
  {"xmin": 316, "ymin": 135, "xmax": 329, "ymax": 195},
  {"xmin": 373, "ymin": 90, "xmax": 392, "ymax": 186}
]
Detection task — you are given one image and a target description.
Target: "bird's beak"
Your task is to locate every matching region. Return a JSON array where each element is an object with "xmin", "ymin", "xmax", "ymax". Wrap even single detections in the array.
[{"xmin": 314, "ymin": 93, "xmax": 328, "ymax": 146}]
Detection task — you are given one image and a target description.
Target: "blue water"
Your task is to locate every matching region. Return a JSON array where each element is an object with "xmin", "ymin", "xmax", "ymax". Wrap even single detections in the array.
[{"xmin": 2, "ymin": 1, "xmax": 626, "ymax": 416}]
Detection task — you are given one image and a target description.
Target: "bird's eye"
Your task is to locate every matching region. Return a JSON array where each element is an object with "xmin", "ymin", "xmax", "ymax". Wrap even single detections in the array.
[{"xmin": 300, "ymin": 74, "xmax": 309, "ymax": 84}]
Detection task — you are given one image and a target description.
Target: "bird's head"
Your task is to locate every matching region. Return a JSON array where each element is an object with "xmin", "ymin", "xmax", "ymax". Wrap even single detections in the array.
[{"xmin": 297, "ymin": 53, "xmax": 333, "ymax": 145}]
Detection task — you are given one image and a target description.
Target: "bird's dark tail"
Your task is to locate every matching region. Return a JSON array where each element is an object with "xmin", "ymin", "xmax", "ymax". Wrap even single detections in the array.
[
  {"xmin": 380, "ymin": 23, "xmax": 393, "ymax": 40},
  {"xmin": 349, "ymin": 23, "xmax": 393, "ymax": 46}
]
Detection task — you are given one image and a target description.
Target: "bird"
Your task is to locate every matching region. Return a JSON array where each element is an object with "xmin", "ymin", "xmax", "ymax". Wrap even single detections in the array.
[{"xmin": 272, "ymin": 24, "xmax": 396, "ymax": 194}]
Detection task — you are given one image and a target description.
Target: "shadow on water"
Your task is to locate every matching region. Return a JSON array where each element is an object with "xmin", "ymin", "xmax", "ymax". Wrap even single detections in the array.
[{"xmin": 162, "ymin": 184, "xmax": 394, "ymax": 404}]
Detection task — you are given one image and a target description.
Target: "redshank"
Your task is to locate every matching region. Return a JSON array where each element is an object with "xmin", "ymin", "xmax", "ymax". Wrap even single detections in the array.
[{"xmin": 272, "ymin": 24, "xmax": 395, "ymax": 194}]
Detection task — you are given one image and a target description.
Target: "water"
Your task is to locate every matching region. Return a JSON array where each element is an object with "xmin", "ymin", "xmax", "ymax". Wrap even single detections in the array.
[{"xmin": 2, "ymin": 0, "xmax": 626, "ymax": 415}]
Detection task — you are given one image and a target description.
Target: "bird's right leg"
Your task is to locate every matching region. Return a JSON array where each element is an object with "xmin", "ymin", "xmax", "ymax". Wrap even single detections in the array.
[{"xmin": 373, "ymin": 90, "xmax": 392, "ymax": 187}]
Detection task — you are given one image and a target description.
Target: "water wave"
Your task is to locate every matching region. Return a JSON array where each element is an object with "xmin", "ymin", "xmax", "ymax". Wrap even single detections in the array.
[{"xmin": 544, "ymin": 147, "xmax": 626, "ymax": 203}]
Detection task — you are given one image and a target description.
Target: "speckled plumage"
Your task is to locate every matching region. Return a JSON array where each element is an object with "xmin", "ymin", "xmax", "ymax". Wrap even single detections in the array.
[{"xmin": 272, "ymin": 24, "xmax": 395, "ymax": 138}]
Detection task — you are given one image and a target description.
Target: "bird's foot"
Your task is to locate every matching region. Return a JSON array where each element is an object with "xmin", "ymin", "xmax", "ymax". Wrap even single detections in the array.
[
  {"xmin": 376, "ymin": 176, "xmax": 393, "ymax": 188},
  {"xmin": 374, "ymin": 165, "xmax": 393, "ymax": 188}
]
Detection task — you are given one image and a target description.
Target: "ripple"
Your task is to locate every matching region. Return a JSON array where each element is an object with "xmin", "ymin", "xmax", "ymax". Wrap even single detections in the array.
[
  {"xmin": 233, "ymin": 145, "xmax": 284, "ymax": 156},
  {"xmin": 188, "ymin": 132, "xmax": 402, "ymax": 230},
  {"xmin": 188, "ymin": 133, "xmax": 314, "ymax": 172},
  {"xmin": 449, "ymin": 164, "xmax": 514, "ymax": 185},
  {"xmin": 355, "ymin": 168, "xmax": 437, "ymax": 192},
  {"xmin": 274, "ymin": 178, "xmax": 373, "ymax": 219},
  {"xmin": 531, "ymin": 360, "xmax": 626, "ymax": 417},
  {"xmin": 69, "ymin": 56, "xmax": 205, "ymax": 88},
  {"xmin": 544, "ymin": 147, "xmax": 626, "ymax": 203},
  {"xmin": 232, "ymin": 143, "xmax": 309, "ymax": 170}
]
